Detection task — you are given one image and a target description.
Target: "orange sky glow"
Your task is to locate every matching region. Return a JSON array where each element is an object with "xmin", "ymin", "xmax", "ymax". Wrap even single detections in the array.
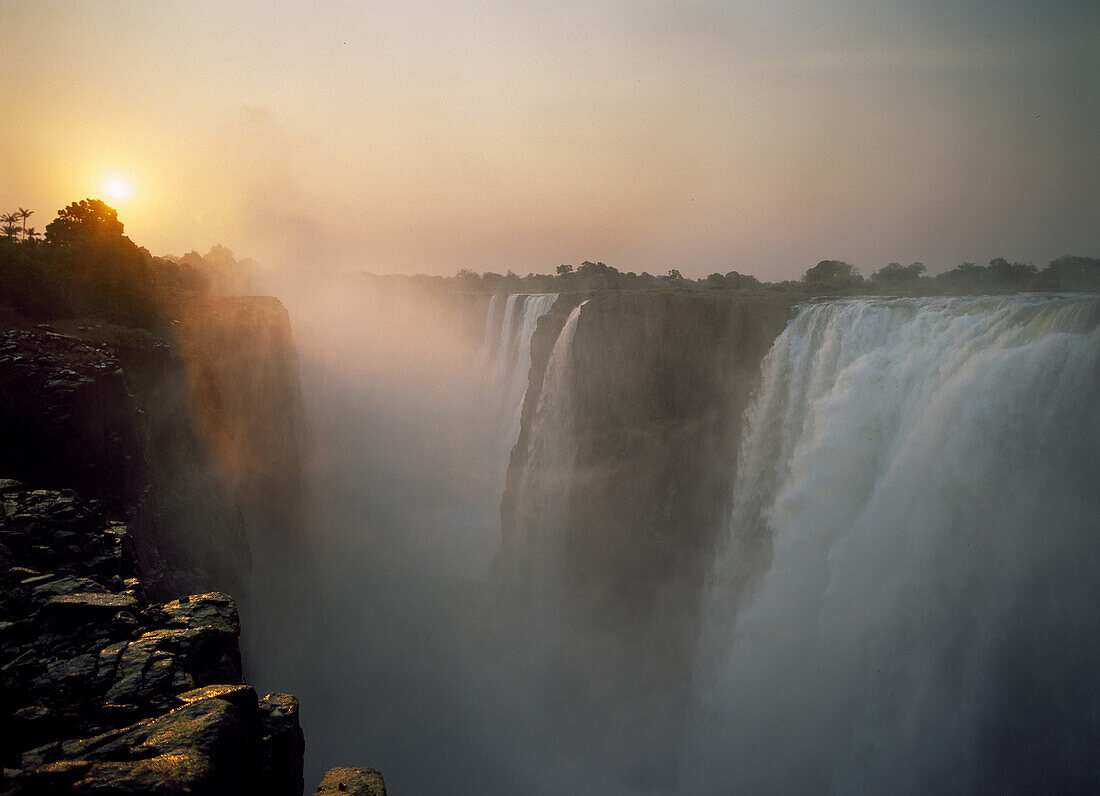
[{"xmin": 2, "ymin": 0, "xmax": 1097, "ymax": 279}]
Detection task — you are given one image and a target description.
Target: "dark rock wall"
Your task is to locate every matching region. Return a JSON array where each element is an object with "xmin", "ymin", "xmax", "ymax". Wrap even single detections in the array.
[
  {"xmin": 0, "ymin": 295, "xmax": 308, "ymax": 601},
  {"xmin": 501, "ymin": 292, "xmax": 794, "ymax": 696},
  {"xmin": 176, "ymin": 296, "xmax": 308, "ymax": 550},
  {"xmin": 0, "ymin": 328, "xmax": 245, "ymax": 598}
]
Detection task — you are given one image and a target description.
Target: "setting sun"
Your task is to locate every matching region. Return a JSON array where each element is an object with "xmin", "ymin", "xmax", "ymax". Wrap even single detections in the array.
[{"xmin": 102, "ymin": 176, "xmax": 133, "ymax": 203}]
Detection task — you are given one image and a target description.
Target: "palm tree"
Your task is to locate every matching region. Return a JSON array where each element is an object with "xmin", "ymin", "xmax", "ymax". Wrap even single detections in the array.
[
  {"xmin": 2, "ymin": 221, "xmax": 20, "ymax": 242},
  {"xmin": 24, "ymin": 227, "xmax": 40, "ymax": 244},
  {"xmin": 17, "ymin": 208, "xmax": 32, "ymax": 240}
]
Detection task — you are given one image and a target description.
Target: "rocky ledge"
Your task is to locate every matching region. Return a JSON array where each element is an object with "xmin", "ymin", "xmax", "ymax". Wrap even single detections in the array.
[{"xmin": 0, "ymin": 480, "xmax": 320, "ymax": 795}]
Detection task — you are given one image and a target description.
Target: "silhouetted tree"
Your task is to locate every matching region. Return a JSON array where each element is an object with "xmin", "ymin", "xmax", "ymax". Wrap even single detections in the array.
[
  {"xmin": 1, "ymin": 213, "xmax": 18, "ymax": 242},
  {"xmin": 803, "ymin": 260, "xmax": 863, "ymax": 288},
  {"xmin": 556, "ymin": 263, "xmax": 574, "ymax": 275},
  {"xmin": 45, "ymin": 199, "xmax": 125, "ymax": 246},
  {"xmin": 1039, "ymin": 255, "xmax": 1100, "ymax": 291},
  {"xmin": 986, "ymin": 257, "xmax": 1037, "ymax": 286},
  {"xmin": 39, "ymin": 199, "xmax": 157, "ymax": 327},
  {"xmin": 932, "ymin": 258, "xmax": 1037, "ymax": 293},
  {"xmin": 871, "ymin": 261, "xmax": 926, "ymax": 287},
  {"xmin": 17, "ymin": 207, "xmax": 32, "ymax": 240}
]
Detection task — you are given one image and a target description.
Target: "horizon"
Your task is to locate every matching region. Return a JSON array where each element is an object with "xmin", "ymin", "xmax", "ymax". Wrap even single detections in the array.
[{"xmin": 2, "ymin": 0, "xmax": 1098, "ymax": 280}]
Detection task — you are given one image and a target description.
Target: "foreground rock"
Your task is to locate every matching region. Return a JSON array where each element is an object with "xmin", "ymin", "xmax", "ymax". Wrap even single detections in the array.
[
  {"xmin": 316, "ymin": 767, "xmax": 387, "ymax": 795},
  {"xmin": 0, "ymin": 482, "xmax": 303, "ymax": 795}
]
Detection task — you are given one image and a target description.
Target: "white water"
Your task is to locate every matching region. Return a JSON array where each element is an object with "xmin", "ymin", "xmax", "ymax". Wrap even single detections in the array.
[
  {"xmin": 483, "ymin": 293, "xmax": 560, "ymax": 450},
  {"xmin": 507, "ymin": 300, "xmax": 587, "ymax": 562},
  {"xmin": 692, "ymin": 295, "xmax": 1100, "ymax": 793},
  {"xmin": 479, "ymin": 293, "xmax": 560, "ymax": 548}
]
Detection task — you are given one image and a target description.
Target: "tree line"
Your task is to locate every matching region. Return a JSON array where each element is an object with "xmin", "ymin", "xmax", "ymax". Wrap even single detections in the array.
[
  {"xmin": 3, "ymin": 197, "xmax": 1097, "ymax": 331},
  {"xmin": 446, "ymin": 255, "xmax": 1099, "ymax": 295}
]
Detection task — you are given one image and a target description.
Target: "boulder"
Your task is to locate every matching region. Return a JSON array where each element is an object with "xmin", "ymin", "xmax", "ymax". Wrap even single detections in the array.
[{"xmin": 316, "ymin": 767, "xmax": 388, "ymax": 795}]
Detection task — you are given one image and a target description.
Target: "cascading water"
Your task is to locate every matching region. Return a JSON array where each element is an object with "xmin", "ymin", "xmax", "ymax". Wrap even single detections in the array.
[
  {"xmin": 690, "ymin": 295, "xmax": 1100, "ymax": 793},
  {"xmin": 482, "ymin": 293, "xmax": 560, "ymax": 450},
  {"xmin": 507, "ymin": 300, "xmax": 586, "ymax": 551},
  {"xmin": 478, "ymin": 293, "xmax": 560, "ymax": 547}
]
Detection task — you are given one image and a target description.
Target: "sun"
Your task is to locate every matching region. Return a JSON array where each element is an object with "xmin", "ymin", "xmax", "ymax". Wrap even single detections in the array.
[{"xmin": 102, "ymin": 175, "xmax": 134, "ymax": 203}]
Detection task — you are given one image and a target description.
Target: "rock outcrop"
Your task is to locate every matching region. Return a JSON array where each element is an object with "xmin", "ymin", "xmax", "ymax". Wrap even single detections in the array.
[
  {"xmin": 0, "ymin": 481, "xmax": 303, "ymax": 795},
  {"xmin": 315, "ymin": 767, "xmax": 387, "ymax": 795}
]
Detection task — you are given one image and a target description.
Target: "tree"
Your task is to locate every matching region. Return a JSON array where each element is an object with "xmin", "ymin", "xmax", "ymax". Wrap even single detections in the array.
[
  {"xmin": 40, "ymin": 198, "xmax": 157, "ymax": 327},
  {"xmin": 986, "ymin": 257, "xmax": 1036, "ymax": 285},
  {"xmin": 556, "ymin": 263, "xmax": 574, "ymax": 275},
  {"xmin": 1040, "ymin": 255, "xmax": 1100, "ymax": 291},
  {"xmin": 871, "ymin": 261, "xmax": 926, "ymax": 286},
  {"xmin": 17, "ymin": 207, "xmax": 32, "ymax": 240},
  {"xmin": 45, "ymin": 199, "xmax": 125, "ymax": 246},
  {"xmin": 1, "ymin": 212, "xmax": 18, "ymax": 241},
  {"xmin": 802, "ymin": 260, "xmax": 863, "ymax": 287}
]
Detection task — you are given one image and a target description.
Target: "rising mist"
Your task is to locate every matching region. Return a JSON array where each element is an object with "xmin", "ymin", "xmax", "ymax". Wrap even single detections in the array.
[{"xmin": 236, "ymin": 278, "xmax": 1099, "ymax": 794}]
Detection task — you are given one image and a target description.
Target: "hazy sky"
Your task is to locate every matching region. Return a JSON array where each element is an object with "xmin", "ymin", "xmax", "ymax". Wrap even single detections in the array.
[{"xmin": 2, "ymin": 0, "xmax": 1097, "ymax": 279}]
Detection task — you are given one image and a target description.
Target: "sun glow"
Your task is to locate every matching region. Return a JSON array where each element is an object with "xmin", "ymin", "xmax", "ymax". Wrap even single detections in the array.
[{"xmin": 102, "ymin": 176, "xmax": 134, "ymax": 203}]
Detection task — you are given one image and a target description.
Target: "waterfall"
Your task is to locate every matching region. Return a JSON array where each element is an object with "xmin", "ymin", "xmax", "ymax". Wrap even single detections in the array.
[
  {"xmin": 485, "ymin": 293, "xmax": 560, "ymax": 447},
  {"xmin": 475, "ymin": 293, "xmax": 560, "ymax": 549},
  {"xmin": 692, "ymin": 295, "xmax": 1100, "ymax": 793},
  {"xmin": 505, "ymin": 300, "xmax": 587, "ymax": 576}
]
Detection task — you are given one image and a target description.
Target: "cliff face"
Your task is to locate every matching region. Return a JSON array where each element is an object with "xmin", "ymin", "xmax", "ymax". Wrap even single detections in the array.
[
  {"xmin": 0, "ymin": 327, "xmax": 246, "ymax": 598},
  {"xmin": 0, "ymin": 295, "xmax": 380, "ymax": 794},
  {"xmin": 501, "ymin": 292, "xmax": 794, "ymax": 698},
  {"xmin": 176, "ymin": 296, "xmax": 307, "ymax": 550},
  {"xmin": 0, "ymin": 295, "xmax": 307, "ymax": 601}
]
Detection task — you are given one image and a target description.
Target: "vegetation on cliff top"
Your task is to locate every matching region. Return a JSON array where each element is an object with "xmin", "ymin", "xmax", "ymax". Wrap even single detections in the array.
[
  {"xmin": 3, "ymin": 198, "xmax": 1097, "ymax": 326},
  {"xmin": 0, "ymin": 199, "xmax": 256, "ymax": 330},
  {"xmin": 445, "ymin": 255, "xmax": 1100, "ymax": 295}
]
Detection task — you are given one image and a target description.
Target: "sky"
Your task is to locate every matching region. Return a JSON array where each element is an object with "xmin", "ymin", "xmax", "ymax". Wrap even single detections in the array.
[{"xmin": 2, "ymin": 0, "xmax": 1097, "ymax": 280}]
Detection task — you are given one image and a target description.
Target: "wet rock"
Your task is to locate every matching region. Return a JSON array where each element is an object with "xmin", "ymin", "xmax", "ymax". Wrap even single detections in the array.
[
  {"xmin": 45, "ymin": 593, "xmax": 140, "ymax": 621},
  {"xmin": 32, "ymin": 577, "xmax": 107, "ymax": 599},
  {"xmin": 178, "ymin": 683, "xmax": 256, "ymax": 713},
  {"xmin": 258, "ymin": 693, "xmax": 305, "ymax": 796},
  {"xmin": 316, "ymin": 767, "xmax": 388, "ymax": 795},
  {"xmin": 161, "ymin": 592, "xmax": 240, "ymax": 638},
  {"xmin": 1, "ymin": 484, "xmax": 320, "ymax": 794}
]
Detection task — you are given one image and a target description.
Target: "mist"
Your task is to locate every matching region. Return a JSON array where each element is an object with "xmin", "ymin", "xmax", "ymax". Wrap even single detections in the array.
[
  {"xmin": 239, "ymin": 275, "xmax": 568, "ymax": 792},
  {"xmin": 236, "ymin": 277, "xmax": 1099, "ymax": 794}
]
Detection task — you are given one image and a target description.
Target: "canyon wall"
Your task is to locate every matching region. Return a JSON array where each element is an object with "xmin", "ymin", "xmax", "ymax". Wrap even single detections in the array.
[
  {"xmin": 0, "ymin": 296, "xmax": 306, "ymax": 600},
  {"xmin": 0, "ymin": 291, "xmax": 383, "ymax": 795},
  {"xmin": 495, "ymin": 291, "xmax": 794, "ymax": 785}
]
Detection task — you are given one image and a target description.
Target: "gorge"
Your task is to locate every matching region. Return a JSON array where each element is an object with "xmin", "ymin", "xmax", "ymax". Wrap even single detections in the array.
[
  {"xmin": 1, "ymin": 264, "xmax": 1096, "ymax": 793},
  {"xmin": 247, "ymin": 284, "xmax": 1098, "ymax": 793}
]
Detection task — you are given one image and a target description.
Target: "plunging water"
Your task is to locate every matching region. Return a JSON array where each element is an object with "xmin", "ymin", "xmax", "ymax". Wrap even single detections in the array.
[{"xmin": 691, "ymin": 295, "xmax": 1100, "ymax": 793}]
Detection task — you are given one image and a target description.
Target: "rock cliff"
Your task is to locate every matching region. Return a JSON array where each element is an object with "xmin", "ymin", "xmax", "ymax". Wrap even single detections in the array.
[
  {"xmin": 0, "ymin": 293, "xmax": 307, "ymax": 600},
  {"xmin": 500, "ymin": 291, "xmax": 794, "ymax": 728},
  {"xmin": 0, "ymin": 295, "xmax": 380, "ymax": 794},
  {"xmin": 0, "ymin": 480, "xmax": 304, "ymax": 795},
  {"xmin": 176, "ymin": 295, "xmax": 307, "ymax": 551}
]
